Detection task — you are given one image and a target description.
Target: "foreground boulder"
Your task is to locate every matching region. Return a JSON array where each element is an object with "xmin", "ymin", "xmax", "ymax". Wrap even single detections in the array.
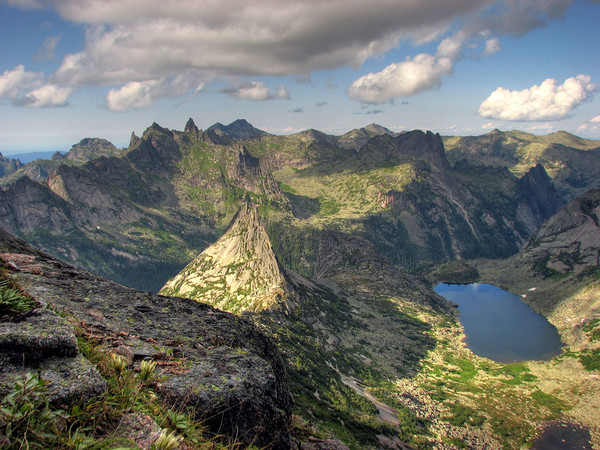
[{"xmin": 0, "ymin": 228, "xmax": 292, "ymax": 448}]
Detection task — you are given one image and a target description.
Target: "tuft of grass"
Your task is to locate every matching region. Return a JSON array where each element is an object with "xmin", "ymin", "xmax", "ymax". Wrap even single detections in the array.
[
  {"xmin": 152, "ymin": 429, "xmax": 183, "ymax": 450},
  {"xmin": 139, "ymin": 359, "xmax": 158, "ymax": 382}
]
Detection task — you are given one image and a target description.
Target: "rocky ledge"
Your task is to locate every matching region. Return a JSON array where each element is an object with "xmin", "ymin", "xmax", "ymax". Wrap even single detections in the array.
[{"xmin": 0, "ymin": 228, "xmax": 292, "ymax": 448}]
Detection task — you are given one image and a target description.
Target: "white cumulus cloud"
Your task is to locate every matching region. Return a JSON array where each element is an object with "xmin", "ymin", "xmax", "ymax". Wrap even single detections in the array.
[
  {"xmin": 107, "ymin": 80, "xmax": 161, "ymax": 111},
  {"xmin": 483, "ymin": 37, "xmax": 501, "ymax": 55},
  {"xmin": 478, "ymin": 75, "xmax": 598, "ymax": 121},
  {"xmin": 221, "ymin": 82, "xmax": 290, "ymax": 101},
  {"xmin": 18, "ymin": 84, "xmax": 74, "ymax": 107},
  {"xmin": 0, "ymin": 65, "xmax": 41, "ymax": 100},
  {"xmin": 347, "ymin": 36, "xmax": 462, "ymax": 104}
]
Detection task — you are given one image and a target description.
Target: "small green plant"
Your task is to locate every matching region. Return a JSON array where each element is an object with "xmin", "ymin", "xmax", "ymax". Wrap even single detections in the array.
[
  {"xmin": 0, "ymin": 279, "xmax": 37, "ymax": 316},
  {"xmin": 0, "ymin": 372, "xmax": 68, "ymax": 447},
  {"xmin": 152, "ymin": 429, "xmax": 183, "ymax": 450},
  {"xmin": 139, "ymin": 359, "xmax": 158, "ymax": 382}
]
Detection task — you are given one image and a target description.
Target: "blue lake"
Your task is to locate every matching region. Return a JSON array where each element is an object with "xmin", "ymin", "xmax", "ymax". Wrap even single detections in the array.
[{"xmin": 434, "ymin": 283, "xmax": 563, "ymax": 363}]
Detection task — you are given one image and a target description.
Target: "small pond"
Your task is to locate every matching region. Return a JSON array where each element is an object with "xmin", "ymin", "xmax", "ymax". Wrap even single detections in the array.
[{"xmin": 434, "ymin": 283, "xmax": 563, "ymax": 363}]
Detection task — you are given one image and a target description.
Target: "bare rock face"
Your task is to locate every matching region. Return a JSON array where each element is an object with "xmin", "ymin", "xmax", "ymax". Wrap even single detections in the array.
[
  {"xmin": 0, "ymin": 302, "xmax": 107, "ymax": 406},
  {"xmin": 521, "ymin": 188, "xmax": 600, "ymax": 274},
  {"xmin": 0, "ymin": 228, "xmax": 293, "ymax": 448},
  {"xmin": 161, "ymin": 203, "xmax": 292, "ymax": 313},
  {"xmin": 0, "ymin": 176, "xmax": 75, "ymax": 233}
]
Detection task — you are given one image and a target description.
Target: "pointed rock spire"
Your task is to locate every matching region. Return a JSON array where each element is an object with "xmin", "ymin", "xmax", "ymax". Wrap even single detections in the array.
[
  {"xmin": 184, "ymin": 117, "xmax": 199, "ymax": 134},
  {"xmin": 129, "ymin": 131, "xmax": 141, "ymax": 148},
  {"xmin": 160, "ymin": 203, "xmax": 291, "ymax": 314}
]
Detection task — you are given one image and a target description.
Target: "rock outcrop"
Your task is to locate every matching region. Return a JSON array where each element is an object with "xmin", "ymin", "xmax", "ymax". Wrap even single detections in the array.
[
  {"xmin": 0, "ymin": 228, "xmax": 293, "ymax": 448},
  {"xmin": 184, "ymin": 117, "xmax": 200, "ymax": 134},
  {"xmin": 62, "ymin": 138, "xmax": 121, "ymax": 163},
  {"xmin": 336, "ymin": 123, "xmax": 398, "ymax": 151}
]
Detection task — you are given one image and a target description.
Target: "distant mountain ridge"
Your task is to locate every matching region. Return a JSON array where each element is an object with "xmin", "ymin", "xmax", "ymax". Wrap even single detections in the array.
[
  {"xmin": 0, "ymin": 118, "xmax": 597, "ymax": 291},
  {"xmin": 0, "ymin": 138, "xmax": 124, "ymax": 187},
  {"xmin": 443, "ymin": 129, "xmax": 600, "ymax": 201}
]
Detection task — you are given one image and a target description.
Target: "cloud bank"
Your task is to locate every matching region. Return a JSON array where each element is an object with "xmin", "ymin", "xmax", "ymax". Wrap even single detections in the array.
[
  {"xmin": 3, "ymin": 0, "xmax": 578, "ymax": 109},
  {"xmin": 479, "ymin": 75, "xmax": 597, "ymax": 121}
]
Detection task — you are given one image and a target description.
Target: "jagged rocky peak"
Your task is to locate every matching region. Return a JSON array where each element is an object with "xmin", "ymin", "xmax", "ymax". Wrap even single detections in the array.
[
  {"xmin": 0, "ymin": 152, "xmax": 23, "ymax": 177},
  {"xmin": 160, "ymin": 203, "xmax": 292, "ymax": 314},
  {"xmin": 143, "ymin": 122, "xmax": 173, "ymax": 139},
  {"xmin": 51, "ymin": 151, "xmax": 66, "ymax": 161},
  {"xmin": 521, "ymin": 188, "xmax": 600, "ymax": 275},
  {"xmin": 207, "ymin": 119, "xmax": 267, "ymax": 139},
  {"xmin": 184, "ymin": 117, "xmax": 199, "ymax": 134}
]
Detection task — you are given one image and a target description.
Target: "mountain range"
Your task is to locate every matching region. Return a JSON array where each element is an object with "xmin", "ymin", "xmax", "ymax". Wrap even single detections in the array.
[{"xmin": 1, "ymin": 119, "xmax": 599, "ymax": 448}]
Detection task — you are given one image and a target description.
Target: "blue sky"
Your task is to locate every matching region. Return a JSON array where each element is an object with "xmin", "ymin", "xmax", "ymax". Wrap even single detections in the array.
[{"xmin": 1, "ymin": 0, "xmax": 599, "ymax": 154}]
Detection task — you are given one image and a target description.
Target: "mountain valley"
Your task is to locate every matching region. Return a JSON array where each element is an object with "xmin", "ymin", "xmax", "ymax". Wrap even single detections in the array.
[{"xmin": 1, "ymin": 119, "xmax": 599, "ymax": 448}]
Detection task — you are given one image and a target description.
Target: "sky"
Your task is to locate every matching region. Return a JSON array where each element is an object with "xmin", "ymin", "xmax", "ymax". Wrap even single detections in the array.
[{"xmin": 0, "ymin": 0, "xmax": 599, "ymax": 154}]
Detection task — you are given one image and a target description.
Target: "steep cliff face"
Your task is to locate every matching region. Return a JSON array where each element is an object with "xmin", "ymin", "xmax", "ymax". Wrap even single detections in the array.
[
  {"xmin": 351, "ymin": 133, "xmax": 548, "ymax": 264},
  {"xmin": 0, "ymin": 176, "xmax": 75, "ymax": 233},
  {"xmin": 522, "ymin": 188, "xmax": 600, "ymax": 275},
  {"xmin": 0, "ymin": 228, "xmax": 292, "ymax": 448},
  {"xmin": 517, "ymin": 163, "xmax": 564, "ymax": 235},
  {"xmin": 315, "ymin": 230, "xmax": 453, "ymax": 313}
]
